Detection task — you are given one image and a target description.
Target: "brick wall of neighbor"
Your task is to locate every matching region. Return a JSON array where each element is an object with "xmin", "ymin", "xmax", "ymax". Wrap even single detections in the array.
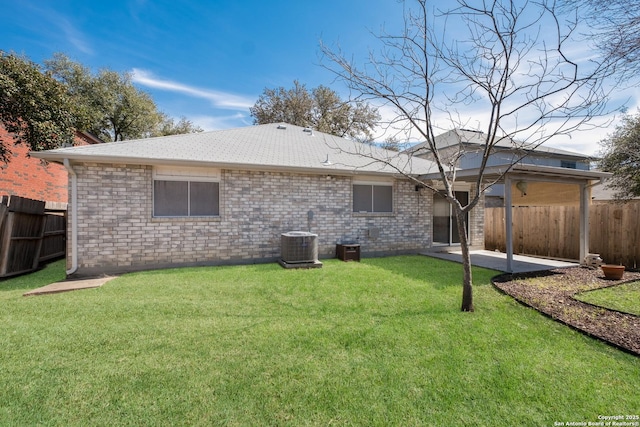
[
  {"xmin": 69, "ymin": 163, "xmax": 433, "ymax": 275},
  {"xmin": 0, "ymin": 126, "xmax": 98, "ymax": 204},
  {"xmin": 0, "ymin": 126, "xmax": 69, "ymax": 203}
]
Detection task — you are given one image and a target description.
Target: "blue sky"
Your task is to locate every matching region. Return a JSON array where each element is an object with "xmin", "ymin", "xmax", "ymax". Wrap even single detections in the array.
[
  {"xmin": 2, "ymin": 0, "xmax": 402, "ymax": 130},
  {"xmin": 2, "ymin": 0, "xmax": 637, "ymax": 155}
]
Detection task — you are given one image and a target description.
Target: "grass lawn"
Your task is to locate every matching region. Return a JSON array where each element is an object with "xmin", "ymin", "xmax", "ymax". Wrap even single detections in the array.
[
  {"xmin": 575, "ymin": 281, "xmax": 640, "ymax": 316},
  {"xmin": 1, "ymin": 256, "xmax": 638, "ymax": 426}
]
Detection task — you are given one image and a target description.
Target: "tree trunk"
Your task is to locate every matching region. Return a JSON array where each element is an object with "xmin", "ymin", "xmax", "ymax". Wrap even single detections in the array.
[{"xmin": 454, "ymin": 207, "xmax": 474, "ymax": 312}]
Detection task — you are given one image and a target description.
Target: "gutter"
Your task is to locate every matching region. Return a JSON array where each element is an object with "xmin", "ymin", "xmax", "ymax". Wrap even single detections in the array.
[
  {"xmin": 585, "ymin": 176, "xmax": 606, "ymax": 189},
  {"xmin": 63, "ymin": 159, "xmax": 78, "ymax": 276}
]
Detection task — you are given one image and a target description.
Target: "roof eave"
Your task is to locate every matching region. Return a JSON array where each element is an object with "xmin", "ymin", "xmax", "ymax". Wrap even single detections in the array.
[
  {"xmin": 419, "ymin": 164, "xmax": 612, "ymax": 183},
  {"xmin": 30, "ymin": 151, "xmax": 424, "ymax": 178}
]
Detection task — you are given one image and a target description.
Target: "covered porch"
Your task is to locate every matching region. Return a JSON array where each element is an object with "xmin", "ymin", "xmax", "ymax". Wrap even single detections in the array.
[{"xmin": 423, "ymin": 164, "xmax": 612, "ymax": 273}]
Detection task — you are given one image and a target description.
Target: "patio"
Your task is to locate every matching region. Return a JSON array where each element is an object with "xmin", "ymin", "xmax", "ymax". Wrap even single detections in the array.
[{"xmin": 423, "ymin": 249, "xmax": 579, "ymax": 273}]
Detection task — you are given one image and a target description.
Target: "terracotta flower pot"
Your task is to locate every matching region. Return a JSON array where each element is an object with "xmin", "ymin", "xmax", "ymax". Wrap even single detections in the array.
[{"xmin": 601, "ymin": 264, "xmax": 625, "ymax": 280}]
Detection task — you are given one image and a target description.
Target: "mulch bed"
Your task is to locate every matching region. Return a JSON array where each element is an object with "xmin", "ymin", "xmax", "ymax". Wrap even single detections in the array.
[{"xmin": 492, "ymin": 266, "xmax": 640, "ymax": 355}]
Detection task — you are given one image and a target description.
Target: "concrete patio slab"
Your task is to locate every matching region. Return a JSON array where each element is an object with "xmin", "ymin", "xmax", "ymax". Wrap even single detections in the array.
[
  {"xmin": 23, "ymin": 276, "xmax": 115, "ymax": 296},
  {"xmin": 423, "ymin": 249, "xmax": 579, "ymax": 273}
]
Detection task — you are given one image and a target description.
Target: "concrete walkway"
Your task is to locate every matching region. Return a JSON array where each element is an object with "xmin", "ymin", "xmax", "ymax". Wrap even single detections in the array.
[
  {"xmin": 23, "ymin": 276, "xmax": 115, "ymax": 296},
  {"xmin": 423, "ymin": 249, "xmax": 579, "ymax": 273}
]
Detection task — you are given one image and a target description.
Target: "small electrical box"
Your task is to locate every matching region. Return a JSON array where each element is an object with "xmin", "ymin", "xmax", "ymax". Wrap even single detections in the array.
[{"xmin": 336, "ymin": 243, "xmax": 361, "ymax": 262}]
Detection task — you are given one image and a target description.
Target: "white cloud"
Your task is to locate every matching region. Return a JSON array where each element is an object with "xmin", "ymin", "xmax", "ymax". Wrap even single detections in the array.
[
  {"xmin": 21, "ymin": 2, "xmax": 93, "ymax": 55},
  {"xmin": 369, "ymin": 95, "xmax": 619, "ymax": 156},
  {"xmin": 59, "ymin": 21, "xmax": 92, "ymax": 54},
  {"xmin": 189, "ymin": 113, "xmax": 252, "ymax": 131},
  {"xmin": 131, "ymin": 69, "xmax": 255, "ymax": 110}
]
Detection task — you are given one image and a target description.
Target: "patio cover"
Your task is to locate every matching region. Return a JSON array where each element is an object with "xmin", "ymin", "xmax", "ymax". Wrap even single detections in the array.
[{"xmin": 421, "ymin": 164, "xmax": 612, "ymax": 272}]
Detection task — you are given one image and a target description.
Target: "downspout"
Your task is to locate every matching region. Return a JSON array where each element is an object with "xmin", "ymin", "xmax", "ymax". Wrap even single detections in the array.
[{"xmin": 63, "ymin": 159, "xmax": 78, "ymax": 276}]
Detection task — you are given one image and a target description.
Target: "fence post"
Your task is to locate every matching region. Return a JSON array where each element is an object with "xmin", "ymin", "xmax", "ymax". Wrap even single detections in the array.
[{"xmin": 504, "ymin": 176, "xmax": 513, "ymax": 273}]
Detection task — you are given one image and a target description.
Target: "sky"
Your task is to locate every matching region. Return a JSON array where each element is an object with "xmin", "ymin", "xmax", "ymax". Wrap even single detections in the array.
[{"xmin": 1, "ymin": 0, "xmax": 638, "ymax": 155}]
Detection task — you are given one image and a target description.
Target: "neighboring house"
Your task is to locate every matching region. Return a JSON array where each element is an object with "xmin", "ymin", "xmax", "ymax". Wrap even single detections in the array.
[
  {"xmin": 406, "ymin": 129, "xmax": 595, "ymax": 207},
  {"xmin": 0, "ymin": 125, "xmax": 102, "ymax": 205},
  {"xmin": 590, "ymin": 178, "xmax": 640, "ymax": 202},
  {"xmin": 32, "ymin": 123, "xmax": 486, "ymax": 277}
]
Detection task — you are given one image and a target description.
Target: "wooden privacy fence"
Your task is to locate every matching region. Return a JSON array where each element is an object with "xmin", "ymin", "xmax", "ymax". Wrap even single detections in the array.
[
  {"xmin": 0, "ymin": 196, "xmax": 66, "ymax": 278},
  {"xmin": 485, "ymin": 201, "xmax": 640, "ymax": 268}
]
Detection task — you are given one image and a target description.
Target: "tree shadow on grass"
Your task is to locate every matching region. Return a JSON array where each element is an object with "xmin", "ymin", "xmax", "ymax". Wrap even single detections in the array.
[{"xmin": 362, "ymin": 255, "xmax": 498, "ymax": 290}]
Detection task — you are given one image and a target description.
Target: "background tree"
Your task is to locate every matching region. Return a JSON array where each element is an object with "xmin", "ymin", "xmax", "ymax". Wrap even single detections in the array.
[
  {"xmin": 561, "ymin": 0, "xmax": 640, "ymax": 78},
  {"xmin": 322, "ymin": 0, "xmax": 611, "ymax": 311},
  {"xmin": 250, "ymin": 80, "xmax": 380, "ymax": 141},
  {"xmin": 599, "ymin": 111, "xmax": 640, "ymax": 200},
  {"xmin": 0, "ymin": 51, "xmax": 76, "ymax": 163},
  {"xmin": 152, "ymin": 115, "xmax": 203, "ymax": 137},
  {"xmin": 379, "ymin": 135, "xmax": 402, "ymax": 152},
  {"xmin": 46, "ymin": 53, "xmax": 201, "ymax": 142}
]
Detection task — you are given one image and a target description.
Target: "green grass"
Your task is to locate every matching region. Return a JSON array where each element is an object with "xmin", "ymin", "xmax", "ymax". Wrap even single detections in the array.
[
  {"xmin": 1, "ymin": 257, "xmax": 638, "ymax": 426},
  {"xmin": 575, "ymin": 281, "xmax": 640, "ymax": 316}
]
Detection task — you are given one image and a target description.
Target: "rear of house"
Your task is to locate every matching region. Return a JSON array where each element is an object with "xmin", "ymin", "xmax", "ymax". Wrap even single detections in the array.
[{"xmin": 33, "ymin": 123, "xmax": 484, "ymax": 277}]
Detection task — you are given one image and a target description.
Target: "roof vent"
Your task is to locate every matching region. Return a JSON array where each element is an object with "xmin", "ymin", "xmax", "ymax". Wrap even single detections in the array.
[
  {"xmin": 277, "ymin": 124, "xmax": 287, "ymax": 130},
  {"xmin": 322, "ymin": 154, "xmax": 332, "ymax": 166}
]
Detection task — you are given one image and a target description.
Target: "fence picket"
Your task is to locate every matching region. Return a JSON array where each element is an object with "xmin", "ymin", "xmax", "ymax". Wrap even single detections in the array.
[
  {"xmin": 0, "ymin": 196, "xmax": 66, "ymax": 278},
  {"xmin": 485, "ymin": 201, "xmax": 640, "ymax": 268}
]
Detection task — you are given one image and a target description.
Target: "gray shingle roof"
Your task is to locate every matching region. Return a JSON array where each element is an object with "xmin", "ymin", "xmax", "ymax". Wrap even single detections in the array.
[
  {"xmin": 406, "ymin": 129, "xmax": 593, "ymax": 159},
  {"xmin": 32, "ymin": 123, "xmax": 438, "ymax": 176}
]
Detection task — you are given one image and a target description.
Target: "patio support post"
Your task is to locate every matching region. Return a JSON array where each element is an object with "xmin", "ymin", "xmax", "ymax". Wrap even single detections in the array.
[
  {"xmin": 504, "ymin": 175, "xmax": 514, "ymax": 273},
  {"xmin": 579, "ymin": 182, "xmax": 589, "ymax": 263}
]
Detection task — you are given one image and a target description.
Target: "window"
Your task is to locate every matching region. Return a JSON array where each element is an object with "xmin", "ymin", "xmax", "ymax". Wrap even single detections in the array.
[
  {"xmin": 561, "ymin": 160, "xmax": 577, "ymax": 169},
  {"xmin": 153, "ymin": 167, "xmax": 220, "ymax": 217},
  {"xmin": 353, "ymin": 182, "xmax": 393, "ymax": 213}
]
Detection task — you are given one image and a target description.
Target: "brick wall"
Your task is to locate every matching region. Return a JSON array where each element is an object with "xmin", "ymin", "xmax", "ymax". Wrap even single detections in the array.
[
  {"xmin": 0, "ymin": 126, "xmax": 69, "ymax": 203},
  {"xmin": 69, "ymin": 163, "xmax": 434, "ymax": 275},
  {"xmin": 0, "ymin": 126, "xmax": 98, "ymax": 204}
]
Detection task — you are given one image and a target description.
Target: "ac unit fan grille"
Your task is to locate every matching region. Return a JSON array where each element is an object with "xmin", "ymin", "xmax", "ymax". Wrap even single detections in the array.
[{"xmin": 281, "ymin": 231, "xmax": 318, "ymax": 263}]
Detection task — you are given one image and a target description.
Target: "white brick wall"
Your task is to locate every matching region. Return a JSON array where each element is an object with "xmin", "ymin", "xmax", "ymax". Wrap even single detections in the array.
[{"xmin": 68, "ymin": 164, "xmax": 436, "ymax": 275}]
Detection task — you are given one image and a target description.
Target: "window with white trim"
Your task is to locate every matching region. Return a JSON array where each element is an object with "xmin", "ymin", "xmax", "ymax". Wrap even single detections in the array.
[
  {"xmin": 153, "ymin": 166, "xmax": 220, "ymax": 217},
  {"xmin": 353, "ymin": 181, "xmax": 393, "ymax": 213}
]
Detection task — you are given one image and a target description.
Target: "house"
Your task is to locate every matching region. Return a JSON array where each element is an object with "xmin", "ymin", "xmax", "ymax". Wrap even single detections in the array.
[
  {"xmin": 31, "ymin": 123, "xmax": 488, "ymax": 277},
  {"xmin": 0, "ymin": 124, "xmax": 102, "ymax": 205},
  {"xmin": 405, "ymin": 129, "xmax": 596, "ymax": 207}
]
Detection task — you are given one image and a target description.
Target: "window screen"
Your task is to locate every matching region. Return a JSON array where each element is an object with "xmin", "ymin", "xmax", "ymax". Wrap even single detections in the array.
[
  {"xmin": 353, "ymin": 183, "xmax": 393, "ymax": 213},
  {"xmin": 154, "ymin": 180, "xmax": 219, "ymax": 217},
  {"xmin": 190, "ymin": 181, "xmax": 219, "ymax": 216}
]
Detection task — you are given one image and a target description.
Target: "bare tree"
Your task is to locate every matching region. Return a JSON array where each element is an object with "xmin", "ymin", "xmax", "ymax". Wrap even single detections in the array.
[
  {"xmin": 321, "ymin": 0, "xmax": 613, "ymax": 311},
  {"xmin": 561, "ymin": 0, "xmax": 640, "ymax": 80}
]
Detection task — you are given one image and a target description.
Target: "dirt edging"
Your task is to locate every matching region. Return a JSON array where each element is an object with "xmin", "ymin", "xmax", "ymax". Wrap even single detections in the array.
[{"xmin": 491, "ymin": 267, "xmax": 640, "ymax": 356}]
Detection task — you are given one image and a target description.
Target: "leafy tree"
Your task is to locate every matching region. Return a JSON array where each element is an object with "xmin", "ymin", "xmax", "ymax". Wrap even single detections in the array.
[
  {"xmin": 250, "ymin": 80, "xmax": 379, "ymax": 141},
  {"xmin": 322, "ymin": 0, "xmax": 612, "ymax": 311},
  {"xmin": 599, "ymin": 111, "xmax": 640, "ymax": 200},
  {"xmin": 0, "ymin": 51, "xmax": 76, "ymax": 163},
  {"xmin": 45, "ymin": 54, "xmax": 201, "ymax": 142},
  {"xmin": 152, "ymin": 115, "xmax": 203, "ymax": 137},
  {"xmin": 379, "ymin": 136, "xmax": 404, "ymax": 152}
]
